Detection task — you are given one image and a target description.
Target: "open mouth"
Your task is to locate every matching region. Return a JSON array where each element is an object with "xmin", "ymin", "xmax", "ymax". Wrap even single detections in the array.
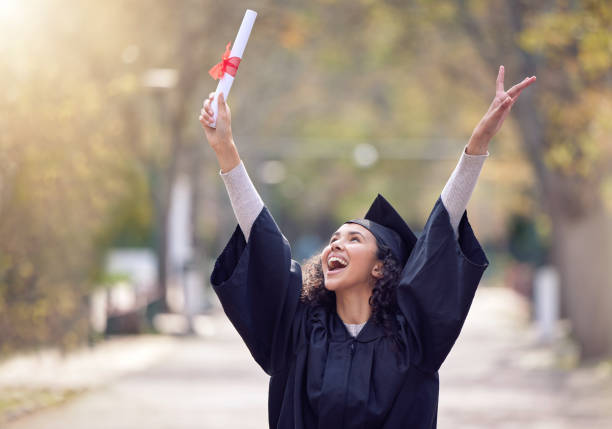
[{"xmin": 327, "ymin": 256, "xmax": 348, "ymax": 275}]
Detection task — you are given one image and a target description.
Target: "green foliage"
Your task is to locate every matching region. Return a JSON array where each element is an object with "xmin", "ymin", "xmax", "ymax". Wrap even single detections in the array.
[
  {"xmin": 95, "ymin": 168, "xmax": 154, "ymax": 251},
  {"xmin": 0, "ymin": 0, "xmax": 152, "ymax": 354},
  {"xmin": 518, "ymin": 0, "xmax": 612, "ymax": 178},
  {"xmin": 507, "ymin": 214, "xmax": 548, "ymax": 266},
  {"xmin": 1, "ymin": 0, "xmax": 609, "ymax": 355}
]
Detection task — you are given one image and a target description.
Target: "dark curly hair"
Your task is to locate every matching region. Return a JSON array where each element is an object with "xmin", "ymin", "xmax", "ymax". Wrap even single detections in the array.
[{"xmin": 300, "ymin": 239, "xmax": 403, "ymax": 341}]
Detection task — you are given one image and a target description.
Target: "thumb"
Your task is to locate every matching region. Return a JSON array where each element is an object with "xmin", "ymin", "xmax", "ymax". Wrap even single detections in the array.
[
  {"xmin": 493, "ymin": 96, "xmax": 511, "ymax": 116},
  {"xmin": 217, "ymin": 92, "xmax": 227, "ymax": 113}
]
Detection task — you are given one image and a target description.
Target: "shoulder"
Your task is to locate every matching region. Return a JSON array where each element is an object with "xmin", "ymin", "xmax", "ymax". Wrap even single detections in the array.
[{"xmin": 302, "ymin": 304, "xmax": 332, "ymax": 337}]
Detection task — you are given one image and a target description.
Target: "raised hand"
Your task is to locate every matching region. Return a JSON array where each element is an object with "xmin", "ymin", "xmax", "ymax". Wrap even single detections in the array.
[
  {"xmin": 467, "ymin": 66, "xmax": 536, "ymax": 153},
  {"xmin": 199, "ymin": 91, "xmax": 240, "ymax": 173},
  {"xmin": 200, "ymin": 91, "xmax": 233, "ymax": 152}
]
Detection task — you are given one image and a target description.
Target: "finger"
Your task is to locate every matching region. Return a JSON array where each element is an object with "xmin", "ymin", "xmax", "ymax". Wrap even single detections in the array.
[
  {"xmin": 200, "ymin": 113, "xmax": 214, "ymax": 127},
  {"xmin": 509, "ymin": 86, "xmax": 526, "ymax": 105},
  {"xmin": 201, "ymin": 108, "xmax": 213, "ymax": 120},
  {"xmin": 507, "ymin": 76, "xmax": 536, "ymax": 98},
  {"xmin": 493, "ymin": 96, "xmax": 512, "ymax": 116},
  {"xmin": 507, "ymin": 76, "xmax": 534, "ymax": 97},
  {"xmin": 203, "ymin": 93, "xmax": 215, "ymax": 108},
  {"xmin": 203, "ymin": 99, "xmax": 215, "ymax": 117},
  {"xmin": 496, "ymin": 65, "xmax": 505, "ymax": 93},
  {"xmin": 217, "ymin": 92, "xmax": 227, "ymax": 115}
]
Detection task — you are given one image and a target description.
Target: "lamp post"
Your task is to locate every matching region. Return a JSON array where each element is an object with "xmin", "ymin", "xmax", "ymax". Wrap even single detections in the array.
[{"xmin": 143, "ymin": 68, "xmax": 178, "ymax": 313}]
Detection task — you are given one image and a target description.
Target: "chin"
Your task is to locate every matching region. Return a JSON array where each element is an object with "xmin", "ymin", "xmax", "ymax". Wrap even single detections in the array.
[
  {"xmin": 323, "ymin": 276, "xmax": 348, "ymax": 292},
  {"xmin": 323, "ymin": 280, "xmax": 338, "ymax": 291}
]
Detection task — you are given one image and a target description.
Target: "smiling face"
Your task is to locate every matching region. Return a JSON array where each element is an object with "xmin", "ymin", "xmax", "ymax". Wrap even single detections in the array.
[{"xmin": 320, "ymin": 223, "xmax": 384, "ymax": 293}]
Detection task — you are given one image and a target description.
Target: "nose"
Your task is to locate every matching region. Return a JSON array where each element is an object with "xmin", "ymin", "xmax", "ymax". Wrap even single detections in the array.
[{"xmin": 331, "ymin": 240, "xmax": 344, "ymax": 251}]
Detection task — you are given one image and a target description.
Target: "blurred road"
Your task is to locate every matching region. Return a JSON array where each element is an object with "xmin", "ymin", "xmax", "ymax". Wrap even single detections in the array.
[
  {"xmin": 438, "ymin": 287, "xmax": 612, "ymax": 428},
  {"xmin": 4, "ymin": 312, "xmax": 269, "ymax": 429},
  {"xmin": 5, "ymin": 286, "xmax": 612, "ymax": 429}
]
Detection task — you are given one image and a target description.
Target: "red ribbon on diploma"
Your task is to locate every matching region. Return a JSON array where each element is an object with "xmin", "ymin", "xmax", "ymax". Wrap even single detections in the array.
[{"xmin": 208, "ymin": 42, "xmax": 241, "ymax": 79}]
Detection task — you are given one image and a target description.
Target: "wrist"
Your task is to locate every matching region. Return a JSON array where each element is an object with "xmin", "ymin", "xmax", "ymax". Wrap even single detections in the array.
[
  {"xmin": 466, "ymin": 136, "xmax": 489, "ymax": 155},
  {"xmin": 215, "ymin": 140, "xmax": 241, "ymax": 173}
]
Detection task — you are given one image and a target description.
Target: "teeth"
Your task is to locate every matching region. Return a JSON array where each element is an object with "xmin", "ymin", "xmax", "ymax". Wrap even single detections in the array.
[{"xmin": 327, "ymin": 256, "xmax": 348, "ymax": 269}]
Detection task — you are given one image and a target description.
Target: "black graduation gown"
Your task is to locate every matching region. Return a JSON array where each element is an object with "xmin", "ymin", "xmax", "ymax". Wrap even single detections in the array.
[{"xmin": 210, "ymin": 195, "xmax": 489, "ymax": 428}]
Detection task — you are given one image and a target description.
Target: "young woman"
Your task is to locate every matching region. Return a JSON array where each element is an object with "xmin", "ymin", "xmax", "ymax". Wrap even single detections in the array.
[{"xmin": 199, "ymin": 66, "xmax": 535, "ymax": 428}]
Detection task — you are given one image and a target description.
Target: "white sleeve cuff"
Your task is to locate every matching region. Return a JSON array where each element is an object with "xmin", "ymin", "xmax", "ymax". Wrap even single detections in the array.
[
  {"xmin": 441, "ymin": 145, "xmax": 489, "ymax": 238},
  {"xmin": 219, "ymin": 160, "xmax": 264, "ymax": 241}
]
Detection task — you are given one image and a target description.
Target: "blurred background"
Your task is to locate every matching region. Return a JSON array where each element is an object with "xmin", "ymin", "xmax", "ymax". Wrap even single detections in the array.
[{"xmin": 0, "ymin": 0, "xmax": 611, "ymax": 427}]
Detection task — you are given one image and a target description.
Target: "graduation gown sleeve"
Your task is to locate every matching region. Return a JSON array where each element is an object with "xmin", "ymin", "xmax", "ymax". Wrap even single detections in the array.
[
  {"xmin": 210, "ymin": 206, "xmax": 303, "ymax": 376},
  {"xmin": 397, "ymin": 195, "xmax": 489, "ymax": 373}
]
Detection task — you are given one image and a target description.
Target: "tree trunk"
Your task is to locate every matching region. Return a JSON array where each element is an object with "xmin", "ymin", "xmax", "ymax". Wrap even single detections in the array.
[
  {"xmin": 550, "ymin": 196, "xmax": 612, "ymax": 359},
  {"xmin": 514, "ymin": 93, "xmax": 612, "ymax": 359}
]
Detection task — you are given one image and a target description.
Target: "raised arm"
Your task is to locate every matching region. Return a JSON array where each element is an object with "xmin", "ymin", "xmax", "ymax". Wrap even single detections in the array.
[
  {"xmin": 398, "ymin": 66, "xmax": 536, "ymax": 372},
  {"xmin": 200, "ymin": 92, "xmax": 301, "ymax": 376},
  {"xmin": 442, "ymin": 65, "xmax": 536, "ymax": 238},
  {"xmin": 441, "ymin": 145, "xmax": 489, "ymax": 239},
  {"xmin": 219, "ymin": 162, "xmax": 263, "ymax": 241},
  {"xmin": 200, "ymin": 92, "xmax": 263, "ymax": 240}
]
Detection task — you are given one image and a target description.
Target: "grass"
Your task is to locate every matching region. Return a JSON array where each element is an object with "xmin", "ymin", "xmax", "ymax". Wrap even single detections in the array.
[{"xmin": 0, "ymin": 387, "xmax": 84, "ymax": 424}]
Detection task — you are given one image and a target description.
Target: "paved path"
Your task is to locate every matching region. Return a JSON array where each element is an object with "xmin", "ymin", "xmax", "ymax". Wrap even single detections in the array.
[
  {"xmin": 5, "ymin": 286, "xmax": 612, "ymax": 428},
  {"xmin": 4, "ymin": 313, "xmax": 269, "ymax": 429},
  {"xmin": 439, "ymin": 287, "xmax": 612, "ymax": 428}
]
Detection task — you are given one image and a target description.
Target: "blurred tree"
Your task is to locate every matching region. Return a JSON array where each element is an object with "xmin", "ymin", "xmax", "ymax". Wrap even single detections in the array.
[
  {"xmin": 0, "ymin": 0, "xmax": 149, "ymax": 353},
  {"xmin": 215, "ymin": 0, "xmax": 612, "ymax": 359},
  {"xmin": 413, "ymin": 0, "xmax": 612, "ymax": 359},
  {"xmin": 507, "ymin": 213, "xmax": 547, "ymax": 266},
  {"xmin": 1, "ymin": 0, "xmax": 609, "ymax": 363}
]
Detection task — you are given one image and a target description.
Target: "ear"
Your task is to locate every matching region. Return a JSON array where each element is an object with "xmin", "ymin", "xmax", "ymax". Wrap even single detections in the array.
[{"xmin": 371, "ymin": 262, "xmax": 384, "ymax": 279}]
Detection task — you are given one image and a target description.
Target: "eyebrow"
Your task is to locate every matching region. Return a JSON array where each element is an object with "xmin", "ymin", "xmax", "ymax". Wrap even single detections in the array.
[{"xmin": 330, "ymin": 230, "xmax": 366, "ymax": 239}]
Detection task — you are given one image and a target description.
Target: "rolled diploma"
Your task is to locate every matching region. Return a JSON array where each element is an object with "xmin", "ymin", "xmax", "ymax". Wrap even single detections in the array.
[{"xmin": 210, "ymin": 9, "xmax": 257, "ymax": 128}]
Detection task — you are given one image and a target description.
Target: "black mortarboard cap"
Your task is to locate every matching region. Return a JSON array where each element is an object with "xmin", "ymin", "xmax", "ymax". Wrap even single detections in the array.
[{"xmin": 346, "ymin": 194, "xmax": 418, "ymax": 266}]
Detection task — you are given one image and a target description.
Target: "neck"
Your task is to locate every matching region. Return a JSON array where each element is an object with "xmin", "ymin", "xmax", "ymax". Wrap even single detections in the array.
[{"xmin": 335, "ymin": 286, "xmax": 372, "ymax": 324}]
